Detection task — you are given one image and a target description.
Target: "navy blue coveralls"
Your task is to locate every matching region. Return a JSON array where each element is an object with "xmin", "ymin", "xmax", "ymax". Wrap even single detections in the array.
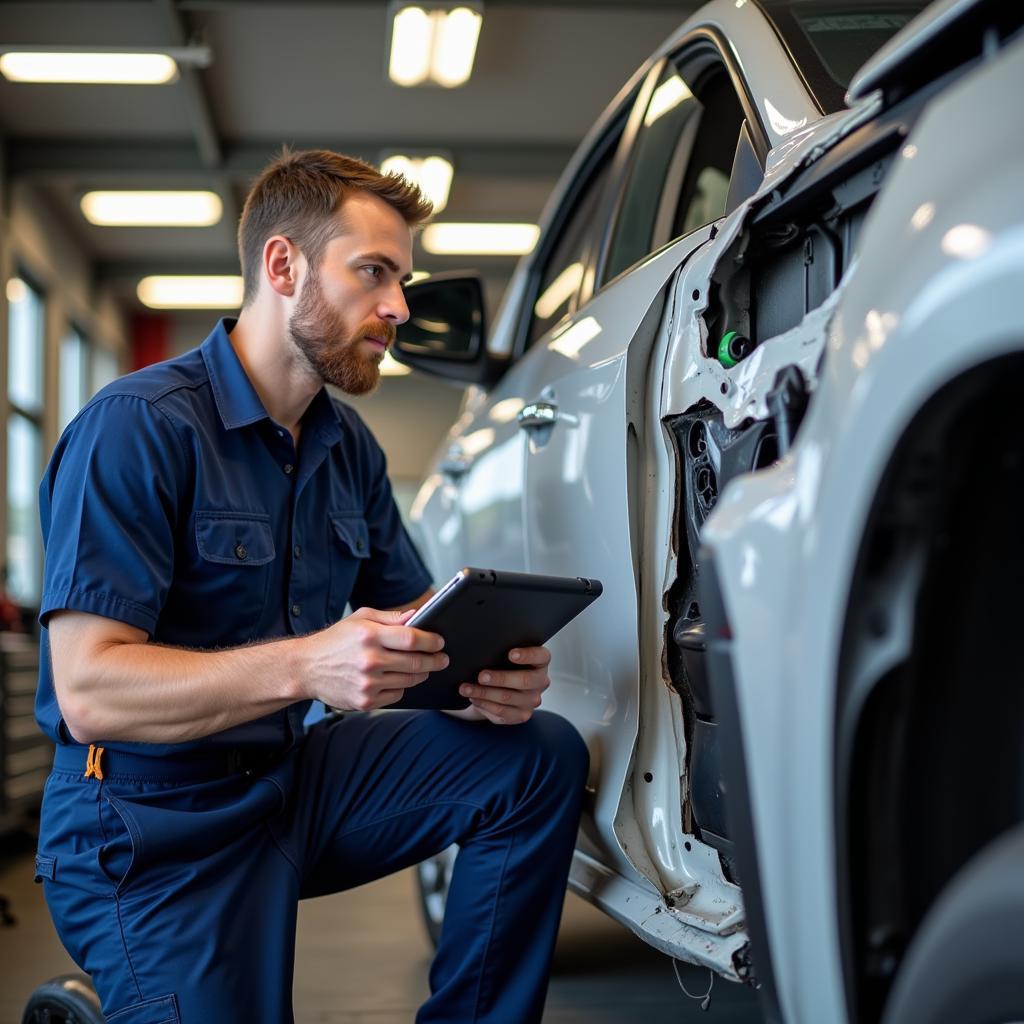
[{"xmin": 34, "ymin": 319, "xmax": 589, "ymax": 1023}]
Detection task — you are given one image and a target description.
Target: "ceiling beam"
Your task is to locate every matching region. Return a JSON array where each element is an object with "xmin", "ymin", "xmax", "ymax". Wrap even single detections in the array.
[
  {"xmin": 7, "ymin": 138, "xmax": 574, "ymax": 182},
  {"xmin": 149, "ymin": 0, "xmax": 244, "ymax": 235},
  {"xmin": 152, "ymin": 0, "xmax": 221, "ymax": 168}
]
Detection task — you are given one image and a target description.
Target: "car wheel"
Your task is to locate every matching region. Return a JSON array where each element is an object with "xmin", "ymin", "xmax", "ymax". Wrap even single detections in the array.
[
  {"xmin": 881, "ymin": 822, "xmax": 1024, "ymax": 1024},
  {"xmin": 415, "ymin": 844, "xmax": 458, "ymax": 948},
  {"xmin": 21, "ymin": 974, "xmax": 105, "ymax": 1024}
]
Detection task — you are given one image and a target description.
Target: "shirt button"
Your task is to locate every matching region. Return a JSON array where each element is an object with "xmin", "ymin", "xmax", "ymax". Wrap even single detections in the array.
[
  {"xmin": 293, "ymin": 545, "xmax": 302, "ymax": 559},
  {"xmin": 284, "ymin": 463, "xmax": 294, "ymax": 475},
  {"xmin": 356, "ymin": 538, "xmax": 366, "ymax": 553},
  {"xmin": 291, "ymin": 603, "xmax": 301, "ymax": 617},
  {"xmin": 234, "ymin": 543, "xmax": 247, "ymax": 560}
]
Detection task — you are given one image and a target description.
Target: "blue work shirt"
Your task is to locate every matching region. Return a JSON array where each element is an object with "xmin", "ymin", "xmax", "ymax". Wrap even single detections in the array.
[{"xmin": 36, "ymin": 318, "xmax": 433, "ymax": 754}]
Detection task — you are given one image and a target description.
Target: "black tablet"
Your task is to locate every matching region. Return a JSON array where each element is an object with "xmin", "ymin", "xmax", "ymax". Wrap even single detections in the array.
[{"xmin": 390, "ymin": 567, "xmax": 603, "ymax": 711}]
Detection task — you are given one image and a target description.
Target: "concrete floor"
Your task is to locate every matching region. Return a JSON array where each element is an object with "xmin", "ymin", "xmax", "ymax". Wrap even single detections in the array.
[{"xmin": 1, "ymin": 833, "xmax": 763, "ymax": 1022}]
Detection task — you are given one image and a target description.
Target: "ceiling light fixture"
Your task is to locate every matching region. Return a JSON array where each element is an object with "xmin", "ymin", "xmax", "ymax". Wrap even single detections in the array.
[
  {"xmin": 0, "ymin": 45, "xmax": 209, "ymax": 84},
  {"xmin": 422, "ymin": 222, "xmax": 539, "ymax": 256},
  {"xmin": 387, "ymin": 3, "xmax": 482, "ymax": 88},
  {"xmin": 381, "ymin": 154, "xmax": 454, "ymax": 213},
  {"xmin": 431, "ymin": 6, "xmax": 482, "ymax": 87},
  {"xmin": 137, "ymin": 276, "xmax": 243, "ymax": 310},
  {"xmin": 81, "ymin": 191, "xmax": 223, "ymax": 227}
]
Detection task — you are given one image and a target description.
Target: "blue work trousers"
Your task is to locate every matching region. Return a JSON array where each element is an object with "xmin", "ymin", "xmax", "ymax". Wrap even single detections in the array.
[{"xmin": 36, "ymin": 709, "xmax": 589, "ymax": 1023}]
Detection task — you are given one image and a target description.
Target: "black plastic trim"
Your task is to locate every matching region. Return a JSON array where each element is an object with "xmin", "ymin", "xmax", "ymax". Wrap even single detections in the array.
[{"xmin": 725, "ymin": 119, "xmax": 764, "ymax": 217}]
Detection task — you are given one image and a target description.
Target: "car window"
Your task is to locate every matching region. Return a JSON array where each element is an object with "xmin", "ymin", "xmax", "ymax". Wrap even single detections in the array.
[
  {"xmin": 670, "ymin": 69, "xmax": 746, "ymax": 239},
  {"xmin": 526, "ymin": 148, "xmax": 615, "ymax": 348},
  {"xmin": 602, "ymin": 63, "xmax": 702, "ymax": 284},
  {"xmin": 602, "ymin": 60, "xmax": 748, "ymax": 285}
]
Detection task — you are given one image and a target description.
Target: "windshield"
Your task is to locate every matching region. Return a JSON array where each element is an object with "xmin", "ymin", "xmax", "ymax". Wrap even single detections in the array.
[{"xmin": 756, "ymin": 1, "xmax": 930, "ymax": 112}]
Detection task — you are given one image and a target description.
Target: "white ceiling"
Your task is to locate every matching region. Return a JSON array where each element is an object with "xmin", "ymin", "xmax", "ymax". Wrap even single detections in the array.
[{"xmin": 0, "ymin": 1, "xmax": 694, "ymax": 311}]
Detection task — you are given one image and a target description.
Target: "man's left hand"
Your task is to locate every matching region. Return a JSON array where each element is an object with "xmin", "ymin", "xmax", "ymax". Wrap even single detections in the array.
[{"xmin": 451, "ymin": 646, "xmax": 551, "ymax": 725}]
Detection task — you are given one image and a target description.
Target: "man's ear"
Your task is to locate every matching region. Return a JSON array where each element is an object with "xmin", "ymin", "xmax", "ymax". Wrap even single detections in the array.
[{"xmin": 263, "ymin": 235, "xmax": 304, "ymax": 298}]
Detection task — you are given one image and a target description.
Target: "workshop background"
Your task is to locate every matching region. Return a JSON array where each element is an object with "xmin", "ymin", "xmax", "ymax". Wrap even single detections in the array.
[{"xmin": 0, "ymin": 1, "xmax": 762, "ymax": 1019}]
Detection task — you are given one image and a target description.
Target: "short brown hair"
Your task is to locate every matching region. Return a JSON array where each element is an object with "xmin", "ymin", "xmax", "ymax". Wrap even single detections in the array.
[{"xmin": 237, "ymin": 148, "xmax": 433, "ymax": 306}]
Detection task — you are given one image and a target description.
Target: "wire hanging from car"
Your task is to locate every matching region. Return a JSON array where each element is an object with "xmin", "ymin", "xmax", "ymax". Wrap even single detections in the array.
[{"xmin": 672, "ymin": 959, "xmax": 714, "ymax": 1011}]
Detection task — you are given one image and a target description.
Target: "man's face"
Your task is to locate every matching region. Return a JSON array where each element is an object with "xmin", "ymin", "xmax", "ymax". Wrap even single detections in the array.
[{"xmin": 288, "ymin": 192, "xmax": 413, "ymax": 395}]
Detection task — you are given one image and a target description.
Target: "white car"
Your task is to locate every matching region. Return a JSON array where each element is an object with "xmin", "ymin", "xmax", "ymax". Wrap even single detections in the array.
[{"xmin": 395, "ymin": 1, "xmax": 1024, "ymax": 1021}]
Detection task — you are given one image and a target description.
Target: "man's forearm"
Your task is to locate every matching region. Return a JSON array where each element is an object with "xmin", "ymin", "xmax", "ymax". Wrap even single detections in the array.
[
  {"xmin": 50, "ymin": 603, "xmax": 449, "ymax": 746},
  {"xmin": 55, "ymin": 626, "xmax": 307, "ymax": 745}
]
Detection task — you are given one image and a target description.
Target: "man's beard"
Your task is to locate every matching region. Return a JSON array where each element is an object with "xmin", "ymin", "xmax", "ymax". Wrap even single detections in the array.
[{"xmin": 288, "ymin": 272, "xmax": 396, "ymax": 395}]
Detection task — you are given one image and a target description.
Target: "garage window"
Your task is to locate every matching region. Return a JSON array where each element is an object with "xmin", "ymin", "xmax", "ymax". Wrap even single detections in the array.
[{"xmin": 6, "ymin": 274, "xmax": 45, "ymax": 606}]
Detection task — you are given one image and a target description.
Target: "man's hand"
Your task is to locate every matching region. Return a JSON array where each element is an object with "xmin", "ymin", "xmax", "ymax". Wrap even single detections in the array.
[
  {"xmin": 452, "ymin": 646, "xmax": 552, "ymax": 725},
  {"xmin": 302, "ymin": 606, "xmax": 448, "ymax": 711}
]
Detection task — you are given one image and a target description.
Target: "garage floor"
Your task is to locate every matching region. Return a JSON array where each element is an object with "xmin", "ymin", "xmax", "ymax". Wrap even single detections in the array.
[{"xmin": 1, "ymin": 834, "xmax": 763, "ymax": 1022}]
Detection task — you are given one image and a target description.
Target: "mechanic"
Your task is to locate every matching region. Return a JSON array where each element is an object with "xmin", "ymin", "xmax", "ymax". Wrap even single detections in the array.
[{"xmin": 33, "ymin": 149, "xmax": 589, "ymax": 1023}]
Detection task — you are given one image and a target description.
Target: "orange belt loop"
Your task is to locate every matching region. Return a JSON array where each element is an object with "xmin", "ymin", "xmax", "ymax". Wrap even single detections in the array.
[{"xmin": 84, "ymin": 743, "xmax": 105, "ymax": 781}]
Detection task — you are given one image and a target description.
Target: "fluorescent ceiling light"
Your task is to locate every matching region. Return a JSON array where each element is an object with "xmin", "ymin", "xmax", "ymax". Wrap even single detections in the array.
[
  {"xmin": 0, "ymin": 51, "xmax": 179, "ymax": 84},
  {"xmin": 408, "ymin": 271, "xmax": 431, "ymax": 284},
  {"xmin": 432, "ymin": 7, "xmax": 482, "ymax": 87},
  {"xmin": 381, "ymin": 155, "xmax": 453, "ymax": 213},
  {"xmin": 389, "ymin": 6, "xmax": 433, "ymax": 86},
  {"xmin": 422, "ymin": 222, "xmax": 539, "ymax": 256},
  {"xmin": 534, "ymin": 262, "xmax": 584, "ymax": 320},
  {"xmin": 137, "ymin": 276, "xmax": 243, "ymax": 309},
  {"xmin": 388, "ymin": 4, "xmax": 482, "ymax": 88},
  {"xmin": 380, "ymin": 350, "xmax": 413, "ymax": 376},
  {"xmin": 644, "ymin": 75, "xmax": 692, "ymax": 126},
  {"xmin": 81, "ymin": 191, "xmax": 223, "ymax": 227}
]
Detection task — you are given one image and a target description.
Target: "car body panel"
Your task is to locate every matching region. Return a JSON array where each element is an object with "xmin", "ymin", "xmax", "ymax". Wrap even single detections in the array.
[
  {"xmin": 459, "ymin": 230, "xmax": 713, "ymax": 892},
  {"xmin": 702, "ymin": 34, "xmax": 1024, "ymax": 1020}
]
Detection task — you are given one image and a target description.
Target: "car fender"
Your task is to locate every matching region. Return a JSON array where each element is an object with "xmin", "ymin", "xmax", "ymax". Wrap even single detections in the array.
[{"xmin": 701, "ymin": 36, "xmax": 1024, "ymax": 1023}]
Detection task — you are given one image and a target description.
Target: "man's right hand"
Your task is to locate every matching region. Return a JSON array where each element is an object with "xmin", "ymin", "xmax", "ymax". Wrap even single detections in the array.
[{"xmin": 300, "ymin": 606, "xmax": 447, "ymax": 711}]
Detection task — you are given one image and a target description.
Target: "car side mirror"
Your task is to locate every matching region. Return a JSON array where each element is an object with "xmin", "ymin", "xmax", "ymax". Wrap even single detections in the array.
[{"xmin": 392, "ymin": 273, "xmax": 506, "ymax": 386}]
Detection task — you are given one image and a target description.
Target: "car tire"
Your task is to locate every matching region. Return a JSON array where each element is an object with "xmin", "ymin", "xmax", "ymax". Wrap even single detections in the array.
[
  {"xmin": 21, "ymin": 973, "xmax": 105, "ymax": 1024},
  {"xmin": 415, "ymin": 844, "xmax": 458, "ymax": 948},
  {"xmin": 881, "ymin": 822, "xmax": 1024, "ymax": 1024}
]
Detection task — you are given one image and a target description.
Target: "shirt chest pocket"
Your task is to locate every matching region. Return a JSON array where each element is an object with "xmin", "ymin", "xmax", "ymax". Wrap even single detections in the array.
[
  {"xmin": 326, "ymin": 513, "xmax": 370, "ymax": 622},
  {"xmin": 195, "ymin": 511, "xmax": 276, "ymax": 638}
]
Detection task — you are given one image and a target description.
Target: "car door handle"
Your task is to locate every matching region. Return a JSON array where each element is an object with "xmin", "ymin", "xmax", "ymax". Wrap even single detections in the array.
[{"xmin": 517, "ymin": 401, "xmax": 559, "ymax": 431}]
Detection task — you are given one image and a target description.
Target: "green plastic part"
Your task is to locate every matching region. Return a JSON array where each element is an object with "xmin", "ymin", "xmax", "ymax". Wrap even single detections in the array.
[{"xmin": 718, "ymin": 331, "xmax": 740, "ymax": 368}]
